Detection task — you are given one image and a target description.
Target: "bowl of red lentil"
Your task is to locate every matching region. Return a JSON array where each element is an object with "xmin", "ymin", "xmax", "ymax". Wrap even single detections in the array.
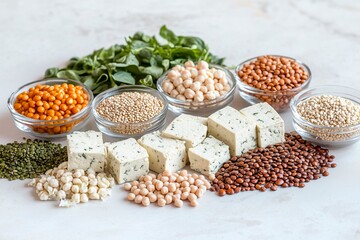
[
  {"xmin": 235, "ymin": 55, "xmax": 311, "ymax": 112},
  {"xmin": 7, "ymin": 78, "xmax": 93, "ymax": 139},
  {"xmin": 92, "ymin": 85, "xmax": 168, "ymax": 138},
  {"xmin": 290, "ymin": 85, "xmax": 360, "ymax": 147}
]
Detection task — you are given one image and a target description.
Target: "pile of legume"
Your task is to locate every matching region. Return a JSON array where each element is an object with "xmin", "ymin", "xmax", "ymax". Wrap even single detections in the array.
[
  {"xmin": 28, "ymin": 162, "xmax": 115, "ymax": 207},
  {"xmin": 0, "ymin": 139, "xmax": 67, "ymax": 180},
  {"xmin": 210, "ymin": 133, "xmax": 336, "ymax": 196},
  {"xmin": 96, "ymin": 92, "xmax": 164, "ymax": 135},
  {"xmin": 238, "ymin": 56, "xmax": 308, "ymax": 91},
  {"xmin": 161, "ymin": 60, "xmax": 231, "ymax": 102},
  {"xmin": 237, "ymin": 55, "xmax": 309, "ymax": 111},
  {"xmin": 14, "ymin": 83, "xmax": 89, "ymax": 134},
  {"xmin": 296, "ymin": 95, "xmax": 360, "ymax": 141},
  {"xmin": 124, "ymin": 170, "xmax": 210, "ymax": 207}
]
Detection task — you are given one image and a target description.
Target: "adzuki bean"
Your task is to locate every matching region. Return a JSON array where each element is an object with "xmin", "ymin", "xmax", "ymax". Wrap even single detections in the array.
[{"xmin": 211, "ymin": 133, "xmax": 336, "ymax": 195}]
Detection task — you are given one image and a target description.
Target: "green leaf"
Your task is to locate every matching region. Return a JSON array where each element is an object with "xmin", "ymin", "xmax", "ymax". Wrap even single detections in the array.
[
  {"xmin": 82, "ymin": 76, "xmax": 95, "ymax": 89},
  {"xmin": 44, "ymin": 68, "xmax": 59, "ymax": 78},
  {"xmin": 112, "ymin": 71, "xmax": 135, "ymax": 85},
  {"xmin": 126, "ymin": 53, "xmax": 139, "ymax": 65},
  {"xmin": 139, "ymin": 75, "xmax": 154, "ymax": 87},
  {"xmin": 56, "ymin": 70, "xmax": 80, "ymax": 81},
  {"xmin": 140, "ymin": 66, "xmax": 163, "ymax": 79},
  {"xmin": 160, "ymin": 25, "xmax": 178, "ymax": 44},
  {"xmin": 162, "ymin": 59, "xmax": 170, "ymax": 70}
]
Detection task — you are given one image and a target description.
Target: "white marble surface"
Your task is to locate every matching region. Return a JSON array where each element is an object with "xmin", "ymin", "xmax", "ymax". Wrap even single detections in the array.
[{"xmin": 1, "ymin": 0, "xmax": 360, "ymax": 239}]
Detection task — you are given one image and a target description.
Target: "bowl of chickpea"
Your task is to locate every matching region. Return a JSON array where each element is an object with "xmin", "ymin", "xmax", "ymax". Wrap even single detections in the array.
[
  {"xmin": 157, "ymin": 61, "xmax": 236, "ymax": 115},
  {"xmin": 7, "ymin": 78, "xmax": 93, "ymax": 138}
]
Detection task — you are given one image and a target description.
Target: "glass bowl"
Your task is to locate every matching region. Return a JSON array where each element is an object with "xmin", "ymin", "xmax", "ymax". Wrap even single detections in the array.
[
  {"xmin": 290, "ymin": 85, "xmax": 360, "ymax": 147},
  {"xmin": 7, "ymin": 79, "xmax": 93, "ymax": 139},
  {"xmin": 235, "ymin": 55, "xmax": 312, "ymax": 112},
  {"xmin": 92, "ymin": 85, "xmax": 168, "ymax": 138},
  {"xmin": 157, "ymin": 64, "xmax": 236, "ymax": 116}
]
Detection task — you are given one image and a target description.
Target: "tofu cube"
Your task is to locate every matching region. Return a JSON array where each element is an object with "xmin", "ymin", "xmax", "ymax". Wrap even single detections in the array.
[
  {"xmin": 208, "ymin": 106, "xmax": 257, "ymax": 156},
  {"xmin": 106, "ymin": 138, "xmax": 149, "ymax": 184},
  {"xmin": 137, "ymin": 131, "xmax": 186, "ymax": 173},
  {"xmin": 188, "ymin": 136, "xmax": 230, "ymax": 176},
  {"xmin": 67, "ymin": 131, "xmax": 106, "ymax": 172},
  {"xmin": 161, "ymin": 114, "xmax": 208, "ymax": 150},
  {"xmin": 240, "ymin": 102, "xmax": 285, "ymax": 147},
  {"xmin": 175, "ymin": 114, "xmax": 208, "ymax": 126}
]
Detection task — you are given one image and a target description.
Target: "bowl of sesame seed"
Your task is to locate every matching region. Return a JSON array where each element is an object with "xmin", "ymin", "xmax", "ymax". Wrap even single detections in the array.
[
  {"xmin": 290, "ymin": 85, "xmax": 360, "ymax": 147},
  {"xmin": 92, "ymin": 85, "xmax": 168, "ymax": 138}
]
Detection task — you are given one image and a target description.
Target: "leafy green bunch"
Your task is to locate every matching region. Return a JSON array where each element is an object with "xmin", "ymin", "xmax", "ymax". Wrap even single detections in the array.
[{"xmin": 44, "ymin": 25, "xmax": 225, "ymax": 94}]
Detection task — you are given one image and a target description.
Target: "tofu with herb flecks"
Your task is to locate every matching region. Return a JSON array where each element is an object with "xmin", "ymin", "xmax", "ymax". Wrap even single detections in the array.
[
  {"xmin": 240, "ymin": 102, "xmax": 285, "ymax": 148},
  {"xmin": 161, "ymin": 114, "xmax": 208, "ymax": 151},
  {"xmin": 208, "ymin": 106, "xmax": 257, "ymax": 156},
  {"xmin": 106, "ymin": 138, "xmax": 149, "ymax": 184},
  {"xmin": 67, "ymin": 131, "xmax": 106, "ymax": 172},
  {"xmin": 188, "ymin": 135, "xmax": 230, "ymax": 176},
  {"xmin": 137, "ymin": 131, "xmax": 186, "ymax": 173}
]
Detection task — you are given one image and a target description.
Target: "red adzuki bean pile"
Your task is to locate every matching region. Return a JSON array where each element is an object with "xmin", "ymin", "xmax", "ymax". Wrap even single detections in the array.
[{"xmin": 211, "ymin": 133, "xmax": 336, "ymax": 196}]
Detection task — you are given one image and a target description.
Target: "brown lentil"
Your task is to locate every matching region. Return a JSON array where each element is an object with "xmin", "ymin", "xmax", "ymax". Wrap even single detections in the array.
[
  {"xmin": 211, "ymin": 133, "xmax": 336, "ymax": 195},
  {"xmin": 237, "ymin": 55, "xmax": 309, "ymax": 111},
  {"xmin": 96, "ymin": 92, "xmax": 164, "ymax": 135},
  {"xmin": 238, "ymin": 56, "xmax": 308, "ymax": 91}
]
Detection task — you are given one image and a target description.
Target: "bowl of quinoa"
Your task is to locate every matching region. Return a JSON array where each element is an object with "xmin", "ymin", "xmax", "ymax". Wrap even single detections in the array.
[
  {"xmin": 92, "ymin": 85, "xmax": 168, "ymax": 138},
  {"xmin": 290, "ymin": 85, "xmax": 360, "ymax": 147}
]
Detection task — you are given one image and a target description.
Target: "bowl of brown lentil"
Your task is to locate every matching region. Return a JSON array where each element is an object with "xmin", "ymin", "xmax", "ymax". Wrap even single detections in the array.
[
  {"xmin": 290, "ymin": 85, "xmax": 360, "ymax": 147},
  {"xmin": 92, "ymin": 85, "xmax": 168, "ymax": 138},
  {"xmin": 7, "ymin": 78, "xmax": 93, "ymax": 139},
  {"xmin": 235, "ymin": 55, "xmax": 311, "ymax": 112}
]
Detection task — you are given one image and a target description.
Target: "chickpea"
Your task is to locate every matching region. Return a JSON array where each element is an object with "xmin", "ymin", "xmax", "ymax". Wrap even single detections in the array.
[
  {"xmin": 170, "ymin": 89, "xmax": 179, "ymax": 98},
  {"xmin": 190, "ymin": 68, "xmax": 198, "ymax": 78},
  {"xmin": 168, "ymin": 70, "xmax": 180, "ymax": 80},
  {"xmin": 157, "ymin": 198, "xmax": 166, "ymax": 207},
  {"xmin": 195, "ymin": 75, "xmax": 206, "ymax": 83},
  {"xmin": 194, "ymin": 92, "xmax": 204, "ymax": 102},
  {"xmin": 124, "ymin": 183, "xmax": 132, "ymax": 191},
  {"xmin": 197, "ymin": 60, "xmax": 209, "ymax": 70},
  {"xmin": 214, "ymin": 91, "xmax": 220, "ymax": 98},
  {"xmin": 215, "ymin": 83, "xmax": 224, "ymax": 91},
  {"xmin": 168, "ymin": 183, "xmax": 176, "ymax": 193},
  {"xmin": 134, "ymin": 195, "xmax": 143, "ymax": 204},
  {"xmin": 173, "ymin": 77, "xmax": 183, "ymax": 87},
  {"xmin": 176, "ymin": 84, "xmax": 186, "ymax": 94},
  {"xmin": 190, "ymin": 200, "xmax": 198, "ymax": 207},
  {"xmin": 181, "ymin": 70, "xmax": 191, "ymax": 79},
  {"xmin": 165, "ymin": 83, "xmax": 174, "ymax": 94},
  {"xmin": 184, "ymin": 89, "xmax": 195, "ymax": 99},
  {"xmin": 188, "ymin": 193, "xmax": 197, "ymax": 202},
  {"xmin": 205, "ymin": 91, "xmax": 216, "ymax": 100},
  {"xmin": 149, "ymin": 193, "xmax": 157, "ymax": 203},
  {"xmin": 199, "ymin": 86, "xmax": 208, "ymax": 94},
  {"xmin": 174, "ymin": 199, "xmax": 183, "ymax": 208},
  {"xmin": 140, "ymin": 188, "xmax": 149, "ymax": 196},
  {"xmin": 214, "ymin": 70, "xmax": 225, "ymax": 79},
  {"xmin": 142, "ymin": 197, "xmax": 150, "ymax": 207},
  {"xmin": 181, "ymin": 192, "xmax": 189, "ymax": 200},
  {"xmin": 219, "ymin": 77, "xmax": 228, "ymax": 85},
  {"xmin": 161, "ymin": 186, "xmax": 169, "ymax": 195},
  {"xmin": 176, "ymin": 95, "xmax": 186, "ymax": 101},
  {"xmin": 183, "ymin": 79, "xmax": 193, "ymax": 88},
  {"xmin": 191, "ymin": 82, "xmax": 201, "ymax": 92},
  {"xmin": 127, "ymin": 193, "xmax": 136, "ymax": 201},
  {"xmin": 206, "ymin": 84, "xmax": 215, "ymax": 92},
  {"xmin": 165, "ymin": 194, "xmax": 172, "ymax": 204},
  {"xmin": 184, "ymin": 60, "xmax": 195, "ymax": 68}
]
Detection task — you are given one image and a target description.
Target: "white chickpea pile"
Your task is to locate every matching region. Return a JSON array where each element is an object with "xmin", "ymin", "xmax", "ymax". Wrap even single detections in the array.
[
  {"xmin": 161, "ymin": 60, "xmax": 231, "ymax": 102},
  {"xmin": 28, "ymin": 162, "xmax": 115, "ymax": 207},
  {"xmin": 124, "ymin": 170, "xmax": 211, "ymax": 208}
]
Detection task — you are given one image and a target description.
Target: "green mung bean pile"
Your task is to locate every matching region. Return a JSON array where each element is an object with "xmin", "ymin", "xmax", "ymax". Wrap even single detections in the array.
[{"xmin": 0, "ymin": 139, "xmax": 67, "ymax": 180}]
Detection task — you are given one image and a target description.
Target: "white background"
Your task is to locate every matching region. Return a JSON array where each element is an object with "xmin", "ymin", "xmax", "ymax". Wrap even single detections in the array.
[{"xmin": 0, "ymin": 0, "xmax": 359, "ymax": 239}]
